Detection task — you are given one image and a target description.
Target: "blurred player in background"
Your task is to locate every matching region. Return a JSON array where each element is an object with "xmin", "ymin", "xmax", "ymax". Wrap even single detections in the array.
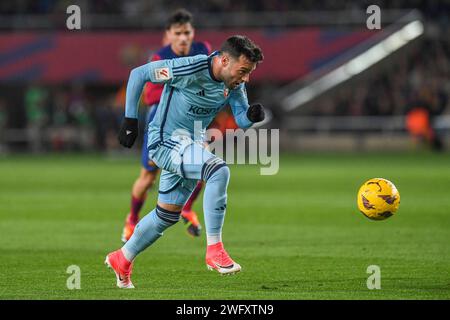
[{"xmin": 121, "ymin": 9, "xmax": 211, "ymax": 243}]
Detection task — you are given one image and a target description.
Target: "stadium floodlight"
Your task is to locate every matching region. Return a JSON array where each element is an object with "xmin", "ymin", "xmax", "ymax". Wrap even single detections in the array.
[{"xmin": 282, "ymin": 20, "xmax": 424, "ymax": 112}]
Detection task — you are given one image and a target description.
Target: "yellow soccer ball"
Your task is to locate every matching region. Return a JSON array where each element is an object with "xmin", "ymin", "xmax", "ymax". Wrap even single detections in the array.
[{"xmin": 357, "ymin": 178, "xmax": 400, "ymax": 220}]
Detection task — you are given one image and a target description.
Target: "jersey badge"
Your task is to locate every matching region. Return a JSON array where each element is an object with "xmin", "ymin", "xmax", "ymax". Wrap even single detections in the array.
[{"xmin": 155, "ymin": 68, "xmax": 171, "ymax": 81}]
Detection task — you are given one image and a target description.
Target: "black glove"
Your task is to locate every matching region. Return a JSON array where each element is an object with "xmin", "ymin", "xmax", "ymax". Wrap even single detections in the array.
[
  {"xmin": 247, "ymin": 103, "xmax": 265, "ymax": 123},
  {"xmin": 118, "ymin": 117, "xmax": 138, "ymax": 148}
]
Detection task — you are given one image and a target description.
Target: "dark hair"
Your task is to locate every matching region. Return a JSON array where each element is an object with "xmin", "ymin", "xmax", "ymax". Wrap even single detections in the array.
[
  {"xmin": 165, "ymin": 8, "xmax": 193, "ymax": 29},
  {"xmin": 220, "ymin": 35, "xmax": 264, "ymax": 63}
]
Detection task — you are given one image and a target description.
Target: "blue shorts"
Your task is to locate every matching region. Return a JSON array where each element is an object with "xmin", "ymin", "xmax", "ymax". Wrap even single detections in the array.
[
  {"xmin": 148, "ymin": 135, "xmax": 225, "ymax": 206},
  {"xmin": 141, "ymin": 105, "xmax": 159, "ymax": 171}
]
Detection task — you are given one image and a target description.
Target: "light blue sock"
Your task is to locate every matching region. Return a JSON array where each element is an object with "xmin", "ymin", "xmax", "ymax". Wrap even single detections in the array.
[
  {"xmin": 123, "ymin": 206, "xmax": 180, "ymax": 260},
  {"xmin": 202, "ymin": 164, "xmax": 230, "ymax": 237}
]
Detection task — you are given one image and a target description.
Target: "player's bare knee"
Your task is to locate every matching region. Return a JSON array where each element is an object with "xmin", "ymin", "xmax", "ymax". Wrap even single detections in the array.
[
  {"xmin": 141, "ymin": 169, "xmax": 157, "ymax": 188},
  {"xmin": 157, "ymin": 202, "xmax": 183, "ymax": 212}
]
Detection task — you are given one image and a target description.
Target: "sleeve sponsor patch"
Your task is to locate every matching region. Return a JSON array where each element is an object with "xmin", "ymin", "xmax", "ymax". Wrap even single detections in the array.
[{"xmin": 154, "ymin": 67, "xmax": 171, "ymax": 81}]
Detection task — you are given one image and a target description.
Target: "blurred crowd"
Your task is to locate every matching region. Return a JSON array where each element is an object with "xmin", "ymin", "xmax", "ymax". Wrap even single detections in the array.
[
  {"xmin": 0, "ymin": 1, "xmax": 449, "ymax": 152},
  {"xmin": 0, "ymin": 0, "xmax": 448, "ymax": 15},
  {"xmin": 0, "ymin": 84, "xmax": 126, "ymax": 152},
  {"xmin": 0, "ymin": 35, "xmax": 449, "ymax": 152},
  {"xmin": 1, "ymin": 0, "xmax": 449, "ymax": 23},
  {"xmin": 313, "ymin": 38, "xmax": 449, "ymax": 117}
]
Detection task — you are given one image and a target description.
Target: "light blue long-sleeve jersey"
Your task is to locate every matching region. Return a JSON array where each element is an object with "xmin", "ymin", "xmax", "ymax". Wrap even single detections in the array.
[{"xmin": 125, "ymin": 51, "xmax": 253, "ymax": 148}]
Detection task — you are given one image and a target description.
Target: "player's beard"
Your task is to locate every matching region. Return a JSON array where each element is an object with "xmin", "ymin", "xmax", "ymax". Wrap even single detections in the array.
[
  {"xmin": 225, "ymin": 82, "xmax": 236, "ymax": 90},
  {"xmin": 224, "ymin": 77, "xmax": 240, "ymax": 90},
  {"xmin": 221, "ymin": 68, "xmax": 239, "ymax": 89},
  {"xmin": 229, "ymin": 81, "xmax": 240, "ymax": 90}
]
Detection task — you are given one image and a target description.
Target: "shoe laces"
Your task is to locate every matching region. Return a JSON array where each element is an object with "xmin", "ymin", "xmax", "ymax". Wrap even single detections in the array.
[{"xmin": 216, "ymin": 248, "xmax": 233, "ymax": 266}]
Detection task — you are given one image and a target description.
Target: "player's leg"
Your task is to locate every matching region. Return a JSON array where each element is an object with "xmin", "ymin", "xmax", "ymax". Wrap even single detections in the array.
[
  {"xmin": 180, "ymin": 141, "xmax": 210, "ymax": 236},
  {"xmin": 106, "ymin": 139, "xmax": 237, "ymax": 288},
  {"xmin": 181, "ymin": 143, "xmax": 241, "ymax": 274},
  {"xmin": 107, "ymin": 173, "xmax": 195, "ymax": 288},
  {"xmin": 118, "ymin": 150, "xmax": 235, "ymax": 270},
  {"xmin": 121, "ymin": 165, "xmax": 159, "ymax": 243},
  {"xmin": 121, "ymin": 105, "xmax": 160, "ymax": 243},
  {"xmin": 181, "ymin": 180, "xmax": 203, "ymax": 237},
  {"xmin": 123, "ymin": 173, "xmax": 196, "ymax": 258},
  {"xmin": 108, "ymin": 134, "xmax": 195, "ymax": 288}
]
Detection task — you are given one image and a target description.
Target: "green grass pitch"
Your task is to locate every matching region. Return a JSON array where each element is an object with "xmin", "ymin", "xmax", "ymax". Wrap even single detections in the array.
[{"xmin": 0, "ymin": 152, "xmax": 449, "ymax": 299}]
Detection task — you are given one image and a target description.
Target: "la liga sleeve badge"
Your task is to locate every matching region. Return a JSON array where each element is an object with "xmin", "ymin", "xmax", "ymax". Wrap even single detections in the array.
[{"xmin": 154, "ymin": 67, "xmax": 171, "ymax": 81}]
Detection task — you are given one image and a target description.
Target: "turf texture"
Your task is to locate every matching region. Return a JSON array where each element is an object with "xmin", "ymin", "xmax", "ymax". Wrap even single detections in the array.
[{"xmin": 0, "ymin": 152, "xmax": 449, "ymax": 299}]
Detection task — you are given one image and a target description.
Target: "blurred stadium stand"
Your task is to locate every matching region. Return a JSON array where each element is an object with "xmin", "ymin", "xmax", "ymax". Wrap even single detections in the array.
[{"xmin": 0, "ymin": 0, "xmax": 448, "ymax": 153}]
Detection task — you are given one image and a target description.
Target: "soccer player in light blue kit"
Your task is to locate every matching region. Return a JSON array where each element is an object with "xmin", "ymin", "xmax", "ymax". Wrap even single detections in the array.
[{"xmin": 105, "ymin": 35, "xmax": 265, "ymax": 288}]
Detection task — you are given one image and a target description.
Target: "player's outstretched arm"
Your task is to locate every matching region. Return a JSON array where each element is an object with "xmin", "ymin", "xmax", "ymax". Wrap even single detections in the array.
[
  {"xmin": 229, "ymin": 84, "xmax": 265, "ymax": 128},
  {"xmin": 118, "ymin": 56, "xmax": 201, "ymax": 147},
  {"xmin": 118, "ymin": 60, "xmax": 172, "ymax": 148},
  {"xmin": 117, "ymin": 64, "xmax": 153, "ymax": 148}
]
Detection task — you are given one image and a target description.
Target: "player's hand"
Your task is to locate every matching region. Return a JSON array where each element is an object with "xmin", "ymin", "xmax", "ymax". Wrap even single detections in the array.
[
  {"xmin": 118, "ymin": 117, "xmax": 138, "ymax": 148},
  {"xmin": 247, "ymin": 104, "xmax": 265, "ymax": 123}
]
